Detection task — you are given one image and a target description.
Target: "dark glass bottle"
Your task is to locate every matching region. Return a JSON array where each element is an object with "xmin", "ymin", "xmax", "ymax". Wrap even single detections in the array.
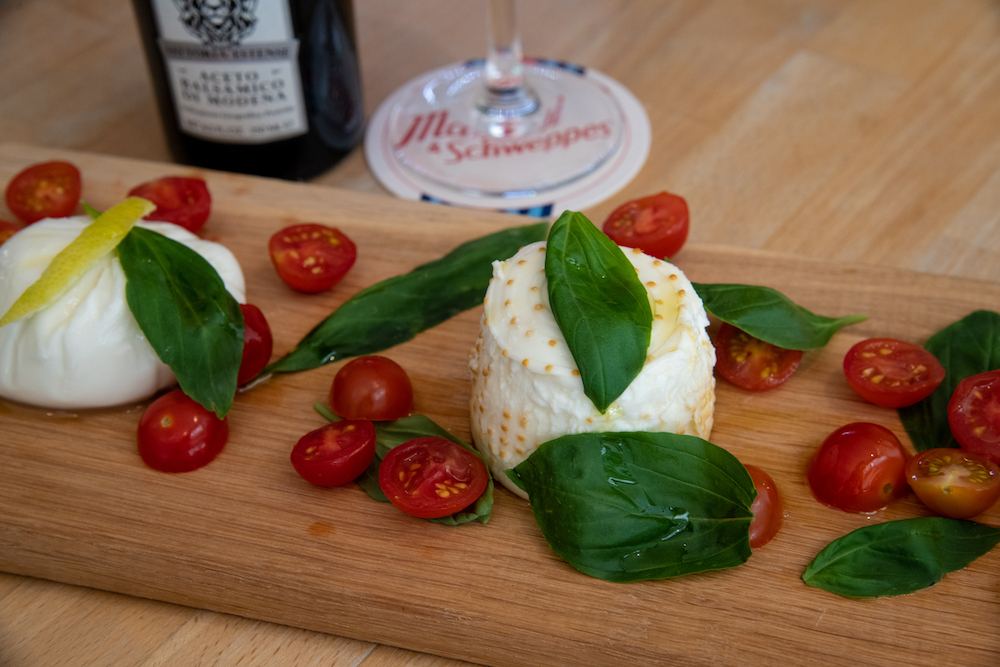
[{"xmin": 131, "ymin": 0, "xmax": 364, "ymax": 181}]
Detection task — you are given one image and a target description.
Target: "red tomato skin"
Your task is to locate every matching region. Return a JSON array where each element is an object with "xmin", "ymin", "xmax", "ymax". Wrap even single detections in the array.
[
  {"xmin": 808, "ymin": 422, "xmax": 909, "ymax": 513},
  {"xmin": 714, "ymin": 322, "xmax": 803, "ymax": 391},
  {"xmin": 290, "ymin": 420, "xmax": 377, "ymax": 487},
  {"xmin": 602, "ymin": 191, "xmax": 690, "ymax": 259},
  {"xmin": 948, "ymin": 369, "xmax": 1000, "ymax": 465},
  {"xmin": 745, "ymin": 465, "xmax": 783, "ymax": 549},
  {"xmin": 237, "ymin": 303, "xmax": 273, "ymax": 385},
  {"xmin": 905, "ymin": 448, "xmax": 1000, "ymax": 519},
  {"xmin": 0, "ymin": 220, "xmax": 23, "ymax": 245},
  {"xmin": 128, "ymin": 177, "xmax": 212, "ymax": 233},
  {"xmin": 137, "ymin": 390, "xmax": 228, "ymax": 473},
  {"xmin": 5, "ymin": 161, "xmax": 81, "ymax": 223},
  {"xmin": 268, "ymin": 223, "xmax": 357, "ymax": 293},
  {"xmin": 378, "ymin": 437, "xmax": 489, "ymax": 519},
  {"xmin": 330, "ymin": 356, "xmax": 413, "ymax": 421},
  {"xmin": 843, "ymin": 337, "xmax": 946, "ymax": 408}
]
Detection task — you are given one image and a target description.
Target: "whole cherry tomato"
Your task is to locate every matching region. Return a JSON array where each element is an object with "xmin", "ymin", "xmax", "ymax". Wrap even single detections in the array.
[
  {"xmin": 237, "ymin": 303, "xmax": 273, "ymax": 385},
  {"xmin": 602, "ymin": 191, "xmax": 689, "ymax": 259},
  {"xmin": 330, "ymin": 356, "xmax": 413, "ymax": 421},
  {"xmin": 808, "ymin": 422, "xmax": 909, "ymax": 513},
  {"xmin": 378, "ymin": 437, "xmax": 489, "ymax": 519},
  {"xmin": 745, "ymin": 464, "xmax": 783, "ymax": 549},
  {"xmin": 905, "ymin": 448, "xmax": 1000, "ymax": 519},
  {"xmin": 268, "ymin": 223, "xmax": 356, "ymax": 293},
  {"xmin": 714, "ymin": 322, "xmax": 803, "ymax": 391},
  {"xmin": 0, "ymin": 219, "xmax": 22, "ymax": 245},
  {"xmin": 128, "ymin": 176, "xmax": 212, "ymax": 232},
  {"xmin": 948, "ymin": 369, "xmax": 1000, "ymax": 465},
  {"xmin": 290, "ymin": 420, "xmax": 377, "ymax": 487},
  {"xmin": 137, "ymin": 389, "xmax": 229, "ymax": 473},
  {"xmin": 5, "ymin": 161, "xmax": 81, "ymax": 223},
  {"xmin": 843, "ymin": 337, "xmax": 945, "ymax": 408}
]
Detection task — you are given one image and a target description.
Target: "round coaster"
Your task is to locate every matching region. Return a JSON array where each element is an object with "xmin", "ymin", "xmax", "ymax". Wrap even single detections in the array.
[{"xmin": 365, "ymin": 60, "xmax": 651, "ymax": 218}]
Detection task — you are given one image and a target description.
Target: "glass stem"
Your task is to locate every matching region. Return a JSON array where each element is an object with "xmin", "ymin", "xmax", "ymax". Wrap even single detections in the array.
[{"xmin": 480, "ymin": 0, "xmax": 538, "ymax": 118}]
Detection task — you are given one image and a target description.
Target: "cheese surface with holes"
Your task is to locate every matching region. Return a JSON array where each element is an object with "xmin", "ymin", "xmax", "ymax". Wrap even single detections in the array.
[{"xmin": 469, "ymin": 241, "xmax": 716, "ymax": 499}]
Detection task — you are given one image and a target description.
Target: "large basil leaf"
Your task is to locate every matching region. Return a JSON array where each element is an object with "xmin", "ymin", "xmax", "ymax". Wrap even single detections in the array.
[
  {"xmin": 545, "ymin": 212, "xmax": 651, "ymax": 413},
  {"xmin": 899, "ymin": 310, "xmax": 1000, "ymax": 451},
  {"xmin": 691, "ymin": 283, "xmax": 866, "ymax": 350},
  {"xmin": 508, "ymin": 431, "xmax": 755, "ymax": 582},
  {"xmin": 802, "ymin": 517, "xmax": 1000, "ymax": 598},
  {"xmin": 313, "ymin": 405, "xmax": 493, "ymax": 525},
  {"xmin": 118, "ymin": 227, "xmax": 243, "ymax": 418},
  {"xmin": 265, "ymin": 222, "xmax": 549, "ymax": 375}
]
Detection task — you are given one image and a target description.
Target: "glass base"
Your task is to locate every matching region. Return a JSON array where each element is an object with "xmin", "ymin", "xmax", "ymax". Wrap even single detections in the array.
[{"xmin": 384, "ymin": 58, "xmax": 626, "ymax": 198}]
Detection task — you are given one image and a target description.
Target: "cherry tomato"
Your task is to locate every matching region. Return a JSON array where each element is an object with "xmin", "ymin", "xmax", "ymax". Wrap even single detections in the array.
[
  {"xmin": 378, "ymin": 437, "xmax": 489, "ymax": 518},
  {"xmin": 843, "ymin": 337, "xmax": 945, "ymax": 408},
  {"xmin": 290, "ymin": 420, "xmax": 377, "ymax": 487},
  {"xmin": 714, "ymin": 322, "xmax": 803, "ymax": 391},
  {"xmin": 137, "ymin": 389, "xmax": 228, "ymax": 473},
  {"xmin": 0, "ymin": 220, "xmax": 22, "ymax": 245},
  {"xmin": 5, "ymin": 161, "xmax": 81, "ymax": 223},
  {"xmin": 745, "ymin": 464, "xmax": 783, "ymax": 549},
  {"xmin": 237, "ymin": 303, "xmax": 273, "ymax": 385},
  {"xmin": 330, "ymin": 356, "xmax": 413, "ymax": 421},
  {"xmin": 127, "ymin": 176, "xmax": 212, "ymax": 232},
  {"xmin": 808, "ymin": 422, "xmax": 909, "ymax": 513},
  {"xmin": 905, "ymin": 448, "xmax": 1000, "ymax": 519},
  {"xmin": 268, "ymin": 223, "xmax": 356, "ymax": 293},
  {"xmin": 602, "ymin": 191, "xmax": 689, "ymax": 259},
  {"xmin": 948, "ymin": 369, "xmax": 1000, "ymax": 465}
]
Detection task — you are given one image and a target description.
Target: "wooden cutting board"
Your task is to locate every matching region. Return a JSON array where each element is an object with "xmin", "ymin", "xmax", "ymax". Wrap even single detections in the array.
[{"xmin": 1, "ymin": 143, "xmax": 998, "ymax": 667}]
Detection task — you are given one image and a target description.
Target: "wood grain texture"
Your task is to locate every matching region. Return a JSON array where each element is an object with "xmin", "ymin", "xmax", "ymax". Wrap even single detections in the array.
[{"xmin": 1, "ymin": 145, "xmax": 999, "ymax": 667}]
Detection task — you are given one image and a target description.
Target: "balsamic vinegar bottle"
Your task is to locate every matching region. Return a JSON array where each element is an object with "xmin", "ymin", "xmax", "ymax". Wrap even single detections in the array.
[{"xmin": 131, "ymin": 0, "xmax": 365, "ymax": 181}]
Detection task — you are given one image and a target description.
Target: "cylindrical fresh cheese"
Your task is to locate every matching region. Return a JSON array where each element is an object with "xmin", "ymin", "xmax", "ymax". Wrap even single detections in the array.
[
  {"xmin": 0, "ymin": 216, "xmax": 245, "ymax": 410},
  {"xmin": 469, "ymin": 241, "xmax": 715, "ymax": 499}
]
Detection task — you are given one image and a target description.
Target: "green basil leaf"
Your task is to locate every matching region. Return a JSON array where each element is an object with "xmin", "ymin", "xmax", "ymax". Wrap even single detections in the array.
[
  {"xmin": 118, "ymin": 226, "xmax": 243, "ymax": 418},
  {"xmin": 82, "ymin": 202, "xmax": 102, "ymax": 220},
  {"xmin": 691, "ymin": 282, "xmax": 866, "ymax": 350},
  {"xmin": 899, "ymin": 310, "xmax": 1000, "ymax": 452},
  {"xmin": 802, "ymin": 517, "xmax": 1000, "ymax": 598},
  {"xmin": 545, "ymin": 211, "xmax": 651, "ymax": 413},
  {"xmin": 508, "ymin": 431, "xmax": 755, "ymax": 582},
  {"xmin": 313, "ymin": 405, "xmax": 493, "ymax": 525},
  {"xmin": 266, "ymin": 222, "xmax": 549, "ymax": 375}
]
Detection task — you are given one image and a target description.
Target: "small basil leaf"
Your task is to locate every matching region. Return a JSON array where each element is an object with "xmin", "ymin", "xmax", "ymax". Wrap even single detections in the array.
[
  {"xmin": 313, "ymin": 405, "xmax": 493, "ymax": 525},
  {"xmin": 266, "ymin": 222, "xmax": 549, "ymax": 375},
  {"xmin": 691, "ymin": 282, "xmax": 866, "ymax": 350},
  {"xmin": 802, "ymin": 517, "xmax": 1000, "ymax": 598},
  {"xmin": 899, "ymin": 310, "xmax": 1000, "ymax": 452},
  {"xmin": 509, "ymin": 431, "xmax": 755, "ymax": 582},
  {"xmin": 118, "ymin": 226, "xmax": 243, "ymax": 418},
  {"xmin": 545, "ymin": 211, "xmax": 652, "ymax": 413}
]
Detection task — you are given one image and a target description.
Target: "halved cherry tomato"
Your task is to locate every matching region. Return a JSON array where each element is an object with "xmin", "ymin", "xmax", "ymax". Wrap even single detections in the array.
[
  {"xmin": 808, "ymin": 422, "xmax": 909, "ymax": 513},
  {"xmin": 948, "ymin": 369, "xmax": 1000, "ymax": 465},
  {"xmin": 5, "ymin": 161, "xmax": 81, "ymax": 223},
  {"xmin": 602, "ymin": 191, "xmax": 689, "ymax": 259},
  {"xmin": 128, "ymin": 176, "xmax": 212, "ymax": 233},
  {"xmin": 378, "ymin": 437, "xmax": 489, "ymax": 518},
  {"xmin": 137, "ymin": 389, "xmax": 229, "ymax": 473},
  {"xmin": 290, "ymin": 420, "xmax": 377, "ymax": 487},
  {"xmin": 331, "ymin": 356, "xmax": 413, "ymax": 421},
  {"xmin": 843, "ymin": 337, "xmax": 945, "ymax": 408},
  {"xmin": 268, "ymin": 223, "xmax": 356, "ymax": 293},
  {"xmin": 905, "ymin": 448, "xmax": 1000, "ymax": 519},
  {"xmin": 745, "ymin": 464, "xmax": 783, "ymax": 549},
  {"xmin": 237, "ymin": 303, "xmax": 273, "ymax": 385},
  {"xmin": 714, "ymin": 322, "xmax": 803, "ymax": 391},
  {"xmin": 0, "ymin": 220, "xmax": 22, "ymax": 245}
]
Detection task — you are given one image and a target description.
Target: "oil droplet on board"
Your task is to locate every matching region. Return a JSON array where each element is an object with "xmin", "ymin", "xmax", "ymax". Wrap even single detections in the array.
[{"xmin": 308, "ymin": 522, "xmax": 336, "ymax": 537}]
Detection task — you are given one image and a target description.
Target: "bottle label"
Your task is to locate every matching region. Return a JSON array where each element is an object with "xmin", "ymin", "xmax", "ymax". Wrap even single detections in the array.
[{"xmin": 151, "ymin": 0, "xmax": 308, "ymax": 144}]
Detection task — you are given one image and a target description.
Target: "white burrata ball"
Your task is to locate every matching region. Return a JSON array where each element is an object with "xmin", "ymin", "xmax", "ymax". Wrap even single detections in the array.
[
  {"xmin": 469, "ymin": 241, "xmax": 716, "ymax": 499},
  {"xmin": 0, "ymin": 216, "xmax": 245, "ymax": 410}
]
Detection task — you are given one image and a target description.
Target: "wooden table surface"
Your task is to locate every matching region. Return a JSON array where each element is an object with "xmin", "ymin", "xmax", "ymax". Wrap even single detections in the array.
[{"xmin": 2, "ymin": 1, "xmax": 999, "ymax": 665}]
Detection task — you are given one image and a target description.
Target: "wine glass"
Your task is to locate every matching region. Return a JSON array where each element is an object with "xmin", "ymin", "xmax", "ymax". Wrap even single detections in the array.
[{"xmin": 366, "ymin": 0, "xmax": 648, "ymax": 212}]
